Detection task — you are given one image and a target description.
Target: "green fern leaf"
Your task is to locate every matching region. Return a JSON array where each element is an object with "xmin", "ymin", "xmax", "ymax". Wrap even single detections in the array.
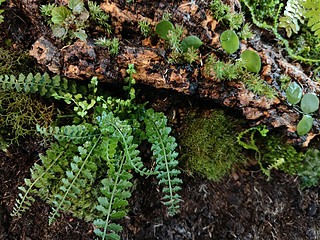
[
  {"xmin": 279, "ymin": 0, "xmax": 305, "ymax": 37},
  {"xmin": 144, "ymin": 109, "xmax": 182, "ymax": 215}
]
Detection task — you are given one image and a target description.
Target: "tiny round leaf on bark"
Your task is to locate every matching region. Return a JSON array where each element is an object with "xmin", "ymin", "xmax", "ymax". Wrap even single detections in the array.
[
  {"xmin": 156, "ymin": 20, "xmax": 174, "ymax": 40},
  {"xmin": 286, "ymin": 82, "xmax": 303, "ymax": 105},
  {"xmin": 297, "ymin": 115, "xmax": 313, "ymax": 136},
  {"xmin": 220, "ymin": 30, "xmax": 239, "ymax": 54},
  {"xmin": 301, "ymin": 93, "xmax": 319, "ymax": 114},
  {"xmin": 181, "ymin": 36, "xmax": 203, "ymax": 53},
  {"xmin": 240, "ymin": 50, "xmax": 261, "ymax": 73}
]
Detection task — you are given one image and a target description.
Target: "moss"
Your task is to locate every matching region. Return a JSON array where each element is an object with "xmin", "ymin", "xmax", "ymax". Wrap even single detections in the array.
[
  {"xmin": 262, "ymin": 133, "xmax": 304, "ymax": 175},
  {"xmin": 0, "ymin": 90, "xmax": 55, "ymax": 145},
  {"xmin": 179, "ymin": 110, "xmax": 246, "ymax": 181}
]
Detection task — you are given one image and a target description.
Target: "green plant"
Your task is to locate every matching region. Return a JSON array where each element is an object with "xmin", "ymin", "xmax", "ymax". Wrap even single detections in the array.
[
  {"xmin": 239, "ymin": 23, "xmax": 254, "ymax": 41},
  {"xmin": 139, "ymin": 20, "xmax": 152, "ymax": 38},
  {"xmin": 156, "ymin": 20, "xmax": 174, "ymax": 40},
  {"xmin": 88, "ymin": 0, "xmax": 111, "ymax": 33},
  {"xmin": 240, "ymin": 50, "xmax": 261, "ymax": 73},
  {"xmin": 278, "ymin": 74, "xmax": 291, "ymax": 90},
  {"xmin": 240, "ymin": 0, "xmax": 280, "ymax": 23},
  {"xmin": 7, "ymin": 65, "xmax": 182, "ymax": 240},
  {"xmin": 155, "ymin": 19, "xmax": 202, "ymax": 64},
  {"xmin": 237, "ymin": 125, "xmax": 277, "ymax": 180},
  {"xmin": 220, "ymin": 30, "xmax": 239, "ymax": 54},
  {"xmin": 210, "ymin": 0, "xmax": 244, "ymax": 30},
  {"xmin": 205, "ymin": 54, "xmax": 276, "ymax": 99},
  {"xmin": 180, "ymin": 111, "xmax": 246, "ymax": 181},
  {"xmin": 286, "ymin": 82, "xmax": 319, "ymax": 136},
  {"xmin": 298, "ymin": 149, "xmax": 320, "ymax": 189},
  {"xmin": 95, "ymin": 37, "xmax": 120, "ymax": 56},
  {"xmin": 262, "ymin": 134, "xmax": 304, "ymax": 175},
  {"xmin": 41, "ymin": 0, "xmax": 89, "ymax": 41},
  {"xmin": 180, "ymin": 36, "xmax": 203, "ymax": 53},
  {"xmin": 279, "ymin": 0, "xmax": 305, "ymax": 38}
]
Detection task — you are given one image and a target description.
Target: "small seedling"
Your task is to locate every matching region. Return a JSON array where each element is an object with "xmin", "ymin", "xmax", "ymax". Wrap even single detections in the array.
[
  {"xmin": 240, "ymin": 50, "xmax": 261, "ymax": 73},
  {"xmin": 286, "ymin": 82, "xmax": 320, "ymax": 136},
  {"xmin": 220, "ymin": 30, "xmax": 239, "ymax": 54}
]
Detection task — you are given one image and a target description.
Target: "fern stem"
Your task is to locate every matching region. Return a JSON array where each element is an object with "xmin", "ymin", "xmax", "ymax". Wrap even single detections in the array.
[
  {"xmin": 11, "ymin": 146, "xmax": 68, "ymax": 217},
  {"xmin": 150, "ymin": 119, "xmax": 175, "ymax": 214},
  {"xmin": 111, "ymin": 122, "xmax": 152, "ymax": 176},
  {"xmin": 102, "ymin": 155, "xmax": 126, "ymax": 240},
  {"xmin": 49, "ymin": 135, "xmax": 102, "ymax": 225}
]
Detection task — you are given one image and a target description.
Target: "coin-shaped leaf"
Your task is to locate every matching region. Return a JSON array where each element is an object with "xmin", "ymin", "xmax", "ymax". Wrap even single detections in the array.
[
  {"xmin": 156, "ymin": 20, "xmax": 174, "ymax": 40},
  {"xmin": 220, "ymin": 30, "xmax": 239, "ymax": 54},
  {"xmin": 286, "ymin": 82, "xmax": 302, "ymax": 105},
  {"xmin": 297, "ymin": 115, "xmax": 313, "ymax": 136},
  {"xmin": 240, "ymin": 50, "xmax": 261, "ymax": 73},
  {"xmin": 301, "ymin": 93, "xmax": 319, "ymax": 114}
]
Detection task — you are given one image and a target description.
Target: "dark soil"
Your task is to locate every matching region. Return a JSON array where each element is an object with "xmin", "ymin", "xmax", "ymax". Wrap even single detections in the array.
[{"xmin": 0, "ymin": 0, "xmax": 320, "ymax": 239}]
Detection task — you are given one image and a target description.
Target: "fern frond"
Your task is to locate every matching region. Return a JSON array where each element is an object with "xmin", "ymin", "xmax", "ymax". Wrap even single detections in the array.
[
  {"xmin": 303, "ymin": 0, "xmax": 320, "ymax": 38},
  {"xmin": 11, "ymin": 142, "xmax": 68, "ymax": 217},
  {"xmin": 144, "ymin": 109, "xmax": 182, "ymax": 215},
  {"xmin": 0, "ymin": 73, "xmax": 76, "ymax": 97},
  {"xmin": 49, "ymin": 135, "xmax": 102, "ymax": 225},
  {"xmin": 94, "ymin": 154, "xmax": 132, "ymax": 240},
  {"xmin": 279, "ymin": 0, "xmax": 305, "ymax": 37},
  {"xmin": 97, "ymin": 111, "xmax": 154, "ymax": 176},
  {"xmin": 36, "ymin": 123, "xmax": 100, "ymax": 144}
]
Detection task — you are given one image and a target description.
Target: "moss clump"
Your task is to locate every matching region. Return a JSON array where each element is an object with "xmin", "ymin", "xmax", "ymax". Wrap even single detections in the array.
[
  {"xmin": 179, "ymin": 110, "xmax": 246, "ymax": 181},
  {"xmin": 0, "ymin": 90, "xmax": 55, "ymax": 145},
  {"xmin": 262, "ymin": 134, "xmax": 304, "ymax": 175}
]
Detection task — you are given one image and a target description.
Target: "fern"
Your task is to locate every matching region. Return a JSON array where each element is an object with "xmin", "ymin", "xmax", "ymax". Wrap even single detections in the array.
[
  {"xmin": 94, "ymin": 150, "xmax": 132, "ymax": 240},
  {"xmin": 49, "ymin": 135, "xmax": 102, "ymax": 224},
  {"xmin": 9, "ymin": 65, "xmax": 182, "ymax": 239},
  {"xmin": 0, "ymin": 72, "xmax": 76, "ymax": 97},
  {"xmin": 144, "ymin": 109, "xmax": 181, "ymax": 215},
  {"xmin": 97, "ymin": 111, "xmax": 154, "ymax": 176},
  {"xmin": 11, "ymin": 142, "xmax": 69, "ymax": 217},
  {"xmin": 279, "ymin": 0, "xmax": 305, "ymax": 37},
  {"xmin": 36, "ymin": 123, "xmax": 100, "ymax": 144},
  {"xmin": 303, "ymin": 0, "xmax": 320, "ymax": 38}
]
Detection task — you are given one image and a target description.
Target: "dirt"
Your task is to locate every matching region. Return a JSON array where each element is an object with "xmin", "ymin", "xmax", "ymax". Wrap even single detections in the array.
[{"xmin": 0, "ymin": 0, "xmax": 320, "ymax": 239}]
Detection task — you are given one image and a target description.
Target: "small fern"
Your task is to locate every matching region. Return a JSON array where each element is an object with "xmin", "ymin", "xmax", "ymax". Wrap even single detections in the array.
[
  {"xmin": 145, "ymin": 109, "xmax": 182, "ymax": 215},
  {"xmin": 8, "ymin": 65, "xmax": 182, "ymax": 240},
  {"xmin": 279, "ymin": 0, "xmax": 305, "ymax": 37},
  {"xmin": 0, "ymin": 72, "xmax": 76, "ymax": 97},
  {"xmin": 303, "ymin": 0, "xmax": 320, "ymax": 38},
  {"xmin": 11, "ymin": 142, "xmax": 69, "ymax": 217}
]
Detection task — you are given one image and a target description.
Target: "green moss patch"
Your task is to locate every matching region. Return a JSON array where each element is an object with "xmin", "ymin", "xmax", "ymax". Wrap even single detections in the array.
[{"xmin": 179, "ymin": 110, "xmax": 246, "ymax": 181}]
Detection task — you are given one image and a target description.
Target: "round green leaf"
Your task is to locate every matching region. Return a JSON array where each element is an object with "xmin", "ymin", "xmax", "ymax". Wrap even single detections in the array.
[
  {"xmin": 156, "ymin": 20, "xmax": 174, "ymax": 40},
  {"xmin": 297, "ymin": 115, "xmax": 313, "ymax": 136},
  {"xmin": 286, "ymin": 82, "xmax": 302, "ymax": 105},
  {"xmin": 301, "ymin": 93, "xmax": 319, "ymax": 114},
  {"xmin": 181, "ymin": 35, "xmax": 203, "ymax": 53},
  {"xmin": 68, "ymin": 0, "xmax": 84, "ymax": 14},
  {"xmin": 240, "ymin": 50, "xmax": 261, "ymax": 73},
  {"xmin": 220, "ymin": 30, "xmax": 239, "ymax": 54}
]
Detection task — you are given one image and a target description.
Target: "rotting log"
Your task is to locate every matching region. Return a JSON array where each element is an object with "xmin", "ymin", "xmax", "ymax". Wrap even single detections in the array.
[{"xmin": 22, "ymin": 0, "xmax": 320, "ymax": 146}]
